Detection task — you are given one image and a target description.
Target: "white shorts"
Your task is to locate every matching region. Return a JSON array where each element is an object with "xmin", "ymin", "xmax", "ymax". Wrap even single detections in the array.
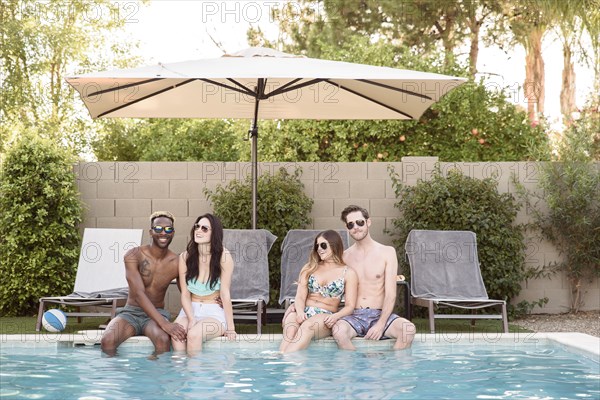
[{"xmin": 178, "ymin": 303, "xmax": 226, "ymax": 329}]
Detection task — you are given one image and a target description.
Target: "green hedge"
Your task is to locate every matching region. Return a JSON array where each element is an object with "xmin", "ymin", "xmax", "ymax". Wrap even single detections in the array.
[
  {"xmin": 0, "ymin": 134, "xmax": 83, "ymax": 316},
  {"xmin": 388, "ymin": 167, "xmax": 527, "ymax": 313}
]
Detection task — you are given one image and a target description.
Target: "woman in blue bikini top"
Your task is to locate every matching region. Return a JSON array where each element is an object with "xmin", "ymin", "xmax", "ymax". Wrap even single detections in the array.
[
  {"xmin": 172, "ymin": 213, "xmax": 236, "ymax": 356},
  {"xmin": 280, "ymin": 230, "xmax": 358, "ymax": 353}
]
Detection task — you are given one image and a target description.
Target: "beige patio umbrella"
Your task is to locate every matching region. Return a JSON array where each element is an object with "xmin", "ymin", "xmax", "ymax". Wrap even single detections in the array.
[{"xmin": 67, "ymin": 47, "xmax": 466, "ymax": 228}]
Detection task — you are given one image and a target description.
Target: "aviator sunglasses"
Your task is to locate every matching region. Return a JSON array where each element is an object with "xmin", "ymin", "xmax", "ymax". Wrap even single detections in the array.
[
  {"xmin": 315, "ymin": 242, "xmax": 329, "ymax": 251},
  {"xmin": 346, "ymin": 219, "xmax": 366, "ymax": 230},
  {"xmin": 152, "ymin": 225, "xmax": 174, "ymax": 234},
  {"xmin": 194, "ymin": 223, "xmax": 211, "ymax": 233}
]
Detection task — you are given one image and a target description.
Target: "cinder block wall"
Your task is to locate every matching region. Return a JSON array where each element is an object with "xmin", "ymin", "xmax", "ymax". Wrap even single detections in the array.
[{"xmin": 75, "ymin": 158, "xmax": 599, "ymax": 315}]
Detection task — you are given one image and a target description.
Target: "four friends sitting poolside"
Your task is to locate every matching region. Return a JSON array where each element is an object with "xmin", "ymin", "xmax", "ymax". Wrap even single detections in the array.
[{"xmin": 100, "ymin": 206, "xmax": 416, "ymax": 356}]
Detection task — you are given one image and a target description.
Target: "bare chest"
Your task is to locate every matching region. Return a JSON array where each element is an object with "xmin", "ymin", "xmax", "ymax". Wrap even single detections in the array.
[
  {"xmin": 139, "ymin": 257, "xmax": 178, "ymax": 288},
  {"xmin": 346, "ymin": 253, "xmax": 387, "ymax": 283}
]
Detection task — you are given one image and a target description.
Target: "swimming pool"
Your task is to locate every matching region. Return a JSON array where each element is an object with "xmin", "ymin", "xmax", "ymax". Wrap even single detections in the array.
[{"xmin": 1, "ymin": 333, "xmax": 598, "ymax": 399}]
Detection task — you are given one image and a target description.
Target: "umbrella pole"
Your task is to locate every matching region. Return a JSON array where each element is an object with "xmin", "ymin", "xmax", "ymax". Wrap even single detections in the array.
[
  {"xmin": 250, "ymin": 121, "xmax": 258, "ymax": 230},
  {"xmin": 250, "ymin": 79, "xmax": 264, "ymax": 230}
]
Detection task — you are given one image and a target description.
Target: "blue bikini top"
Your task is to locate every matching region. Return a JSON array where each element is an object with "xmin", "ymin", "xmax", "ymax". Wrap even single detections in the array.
[
  {"xmin": 187, "ymin": 278, "xmax": 221, "ymax": 296},
  {"xmin": 307, "ymin": 267, "xmax": 346, "ymax": 299}
]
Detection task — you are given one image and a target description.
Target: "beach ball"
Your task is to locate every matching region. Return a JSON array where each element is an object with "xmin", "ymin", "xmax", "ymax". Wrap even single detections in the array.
[{"xmin": 42, "ymin": 309, "xmax": 67, "ymax": 332}]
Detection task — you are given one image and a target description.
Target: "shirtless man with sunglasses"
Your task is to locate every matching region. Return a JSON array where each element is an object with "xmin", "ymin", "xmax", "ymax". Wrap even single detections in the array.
[
  {"xmin": 332, "ymin": 205, "xmax": 416, "ymax": 350},
  {"xmin": 101, "ymin": 211, "xmax": 187, "ymax": 356}
]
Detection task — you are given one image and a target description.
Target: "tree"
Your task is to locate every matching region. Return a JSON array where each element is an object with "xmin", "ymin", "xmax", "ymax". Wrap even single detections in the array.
[
  {"xmin": 580, "ymin": 4, "xmax": 600, "ymax": 97},
  {"xmin": 539, "ymin": 0, "xmax": 594, "ymax": 118},
  {"xmin": 551, "ymin": 1, "xmax": 582, "ymax": 117},
  {"xmin": 248, "ymin": 0, "xmax": 332, "ymax": 57},
  {"xmin": 318, "ymin": 0, "xmax": 503, "ymax": 77},
  {"xmin": 0, "ymin": 0, "xmax": 143, "ymax": 155},
  {"xmin": 500, "ymin": 0, "xmax": 550, "ymax": 122}
]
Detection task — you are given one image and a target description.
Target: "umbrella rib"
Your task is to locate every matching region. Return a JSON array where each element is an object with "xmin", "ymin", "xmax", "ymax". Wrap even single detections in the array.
[
  {"xmin": 357, "ymin": 79, "xmax": 434, "ymax": 101},
  {"xmin": 197, "ymin": 78, "xmax": 256, "ymax": 97},
  {"xmin": 227, "ymin": 78, "xmax": 257, "ymax": 97},
  {"xmin": 96, "ymin": 79, "xmax": 196, "ymax": 118},
  {"xmin": 266, "ymin": 78, "xmax": 313, "ymax": 97},
  {"xmin": 86, "ymin": 78, "xmax": 165, "ymax": 97},
  {"xmin": 325, "ymin": 79, "xmax": 415, "ymax": 119}
]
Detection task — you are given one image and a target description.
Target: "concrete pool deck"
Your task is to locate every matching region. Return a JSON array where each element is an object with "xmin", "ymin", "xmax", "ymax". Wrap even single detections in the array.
[{"xmin": 2, "ymin": 331, "xmax": 598, "ymax": 362}]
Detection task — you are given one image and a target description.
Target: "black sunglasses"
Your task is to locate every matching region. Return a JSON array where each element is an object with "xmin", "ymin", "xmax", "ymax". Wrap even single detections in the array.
[
  {"xmin": 315, "ymin": 242, "xmax": 328, "ymax": 251},
  {"xmin": 152, "ymin": 225, "xmax": 174, "ymax": 234},
  {"xmin": 346, "ymin": 219, "xmax": 366, "ymax": 230},
  {"xmin": 194, "ymin": 223, "xmax": 211, "ymax": 233}
]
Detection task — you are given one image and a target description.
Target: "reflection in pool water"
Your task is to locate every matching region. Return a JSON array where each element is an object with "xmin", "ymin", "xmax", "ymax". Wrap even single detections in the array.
[{"xmin": 1, "ymin": 342, "xmax": 598, "ymax": 399}]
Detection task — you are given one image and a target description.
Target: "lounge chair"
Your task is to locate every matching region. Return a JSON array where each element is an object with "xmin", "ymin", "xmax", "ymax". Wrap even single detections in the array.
[
  {"xmin": 278, "ymin": 229, "xmax": 349, "ymax": 308},
  {"xmin": 405, "ymin": 229, "xmax": 509, "ymax": 334},
  {"xmin": 36, "ymin": 228, "xmax": 143, "ymax": 331},
  {"xmin": 223, "ymin": 229, "xmax": 277, "ymax": 334}
]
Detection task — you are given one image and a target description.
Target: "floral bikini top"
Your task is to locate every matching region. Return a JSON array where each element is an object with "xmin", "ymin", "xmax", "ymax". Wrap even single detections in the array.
[{"xmin": 307, "ymin": 267, "xmax": 347, "ymax": 299}]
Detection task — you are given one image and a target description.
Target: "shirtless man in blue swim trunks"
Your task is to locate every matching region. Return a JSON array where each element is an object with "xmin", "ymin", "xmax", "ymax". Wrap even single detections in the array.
[
  {"xmin": 331, "ymin": 205, "xmax": 416, "ymax": 350},
  {"xmin": 100, "ymin": 211, "xmax": 187, "ymax": 356}
]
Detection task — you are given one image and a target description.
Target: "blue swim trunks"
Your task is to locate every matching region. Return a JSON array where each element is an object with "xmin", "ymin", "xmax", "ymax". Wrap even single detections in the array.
[{"xmin": 340, "ymin": 308, "xmax": 400, "ymax": 338}]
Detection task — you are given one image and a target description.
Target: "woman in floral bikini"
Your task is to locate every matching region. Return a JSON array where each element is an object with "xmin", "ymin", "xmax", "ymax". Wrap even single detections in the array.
[{"xmin": 279, "ymin": 230, "xmax": 358, "ymax": 353}]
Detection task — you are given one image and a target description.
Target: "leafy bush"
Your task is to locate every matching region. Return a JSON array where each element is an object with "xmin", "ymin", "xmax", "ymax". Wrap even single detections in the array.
[
  {"xmin": 0, "ymin": 134, "xmax": 83, "ymax": 316},
  {"xmin": 93, "ymin": 119, "xmax": 245, "ymax": 161},
  {"xmin": 204, "ymin": 168, "xmax": 313, "ymax": 305},
  {"xmin": 514, "ymin": 109, "xmax": 600, "ymax": 312},
  {"xmin": 389, "ymin": 167, "xmax": 529, "ymax": 314}
]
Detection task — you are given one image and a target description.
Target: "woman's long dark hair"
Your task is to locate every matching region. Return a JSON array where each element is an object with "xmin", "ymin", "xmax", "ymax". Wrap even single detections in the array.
[{"xmin": 185, "ymin": 213, "xmax": 224, "ymax": 290}]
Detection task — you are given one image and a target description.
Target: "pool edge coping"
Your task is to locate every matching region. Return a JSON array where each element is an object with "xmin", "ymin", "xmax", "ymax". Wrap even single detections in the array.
[{"xmin": 2, "ymin": 331, "xmax": 598, "ymax": 361}]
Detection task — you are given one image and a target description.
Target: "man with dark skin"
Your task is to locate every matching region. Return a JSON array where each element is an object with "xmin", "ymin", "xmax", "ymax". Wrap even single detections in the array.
[{"xmin": 100, "ymin": 211, "xmax": 187, "ymax": 356}]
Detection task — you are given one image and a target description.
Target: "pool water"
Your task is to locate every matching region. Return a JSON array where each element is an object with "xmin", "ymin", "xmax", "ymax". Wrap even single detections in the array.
[{"xmin": 1, "ymin": 343, "xmax": 598, "ymax": 399}]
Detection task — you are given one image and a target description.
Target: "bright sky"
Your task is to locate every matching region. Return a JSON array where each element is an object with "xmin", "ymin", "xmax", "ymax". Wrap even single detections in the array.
[{"xmin": 123, "ymin": 0, "xmax": 595, "ymax": 124}]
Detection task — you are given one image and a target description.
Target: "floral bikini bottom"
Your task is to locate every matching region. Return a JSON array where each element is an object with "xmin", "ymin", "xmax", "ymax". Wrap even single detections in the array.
[{"xmin": 304, "ymin": 306, "xmax": 333, "ymax": 318}]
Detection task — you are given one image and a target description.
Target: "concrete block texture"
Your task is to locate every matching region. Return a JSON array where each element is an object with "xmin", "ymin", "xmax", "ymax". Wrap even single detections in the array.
[
  {"xmin": 151, "ymin": 162, "xmax": 188, "ymax": 180},
  {"xmin": 77, "ymin": 181, "xmax": 97, "ymax": 199},
  {"xmin": 314, "ymin": 180, "xmax": 349, "ymax": 199},
  {"xmin": 170, "ymin": 180, "xmax": 210, "ymax": 199},
  {"xmin": 369, "ymin": 199, "xmax": 399, "ymax": 218},
  {"xmin": 367, "ymin": 162, "xmax": 401, "ymax": 180},
  {"xmin": 188, "ymin": 199, "xmax": 213, "ymax": 216},
  {"xmin": 97, "ymin": 181, "xmax": 134, "ymax": 199},
  {"xmin": 310, "ymin": 199, "xmax": 334, "ymax": 217},
  {"xmin": 83, "ymin": 199, "xmax": 115, "ymax": 218},
  {"xmin": 350, "ymin": 179, "xmax": 385, "ymax": 199},
  {"xmin": 76, "ymin": 159, "xmax": 600, "ymax": 313},
  {"xmin": 116, "ymin": 199, "xmax": 152, "ymax": 217},
  {"xmin": 151, "ymin": 199, "xmax": 188, "ymax": 219}
]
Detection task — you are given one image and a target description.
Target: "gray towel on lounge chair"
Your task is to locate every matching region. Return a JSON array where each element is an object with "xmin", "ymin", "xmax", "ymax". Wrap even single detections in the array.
[
  {"xmin": 69, "ymin": 287, "xmax": 129, "ymax": 298},
  {"xmin": 223, "ymin": 229, "xmax": 276, "ymax": 303},
  {"xmin": 405, "ymin": 230, "xmax": 489, "ymax": 300},
  {"xmin": 278, "ymin": 229, "xmax": 349, "ymax": 305}
]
